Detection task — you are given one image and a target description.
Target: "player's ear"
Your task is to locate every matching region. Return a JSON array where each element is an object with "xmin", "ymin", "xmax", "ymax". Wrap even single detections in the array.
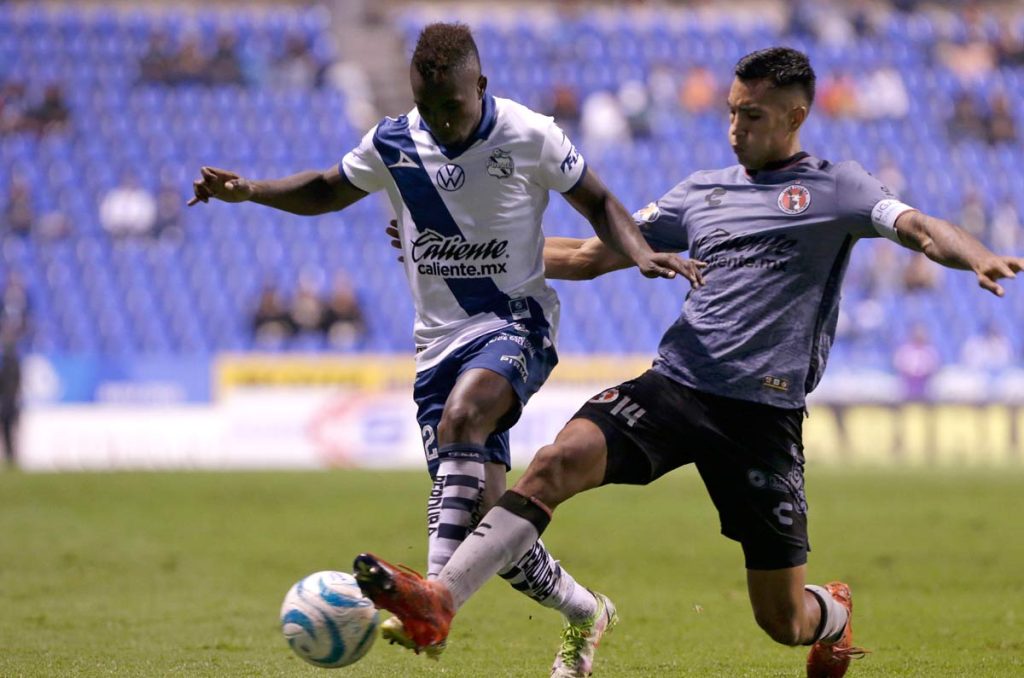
[
  {"xmin": 477, "ymin": 75, "xmax": 487, "ymax": 97},
  {"xmin": 789, "ymin": 104, "xmax": 808, "ymax": 132}
]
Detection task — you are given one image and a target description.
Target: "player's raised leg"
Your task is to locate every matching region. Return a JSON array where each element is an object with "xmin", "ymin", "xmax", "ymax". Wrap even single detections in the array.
[
  {"xmin": 484, "ymin": 462, "xmax": 598, "ymax": 621},
  {"xmin": 746, "ymin": 567, "xmax": 865, "ymax": 677},
  {"xmin": 438, "ymin": 332, "xmax": 602, "ymax": 604},
  {"xmin": 440, "ymin": 418, "xmax": 609, "ymax": 608},
  {"xmin": 356, "ymin": 418, "xmax": 615, "ymax": 663}
]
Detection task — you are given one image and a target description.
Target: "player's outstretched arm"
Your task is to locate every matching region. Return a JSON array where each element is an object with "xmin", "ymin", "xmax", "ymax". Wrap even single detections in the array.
[
  {"xmin": 543, "ymin": 236, "xmax": 633, "ymax": 280},
  {"xmin": 189, "ymin": 165, "xmax": 367, "ymax": 216},
  {"xmin": 562, "ymin": 169, "xmax": 705, "ymax": 286},
  {"xmin": 894, "ymin": 210, "xmax": 1023, "ymax": 297}
]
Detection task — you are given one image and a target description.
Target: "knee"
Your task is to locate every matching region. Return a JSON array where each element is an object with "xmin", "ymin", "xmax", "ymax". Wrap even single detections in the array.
[
  {"xmin": 754, "ymin": 609, "xmax": 803, "ymax": 647},
  {"xmin": 518, "ymin": 444, "xmax": 570, "ymax": 495},
  {"xmin": 437, "ymin": 402, "xmax": 487, "ymax": 442}
]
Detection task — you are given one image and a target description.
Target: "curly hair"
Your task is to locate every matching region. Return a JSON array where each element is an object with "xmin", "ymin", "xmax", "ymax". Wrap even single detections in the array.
[
  {"xmin": 734, "ymin": 47, "xmax": 816, "ymax": 104},
  {"xmin": 411, "ymin": 22, "xmax": 481, "ymax": 81}
]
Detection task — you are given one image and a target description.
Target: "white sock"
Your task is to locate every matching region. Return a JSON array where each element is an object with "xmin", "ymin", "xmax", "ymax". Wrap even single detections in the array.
[
  {"xmin": 499, "ymin": 539, "xmax": 598, "ymax": 624},
  {"xmin": 806, "ymin": 585, "xmax": 849, "ymax": 643},
  {"xmin": 441, "ymin": 504, "xmax": 540, "ymax": 608},
  {"xmin": 427, "ymin": 454, "xmax": 485, "ymax": 577}
]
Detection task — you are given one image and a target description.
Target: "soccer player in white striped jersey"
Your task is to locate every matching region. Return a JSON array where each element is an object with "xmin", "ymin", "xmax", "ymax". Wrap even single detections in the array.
[{"xmin": 190, "ymin": 22, "xmax": 701, "ymax": 670}]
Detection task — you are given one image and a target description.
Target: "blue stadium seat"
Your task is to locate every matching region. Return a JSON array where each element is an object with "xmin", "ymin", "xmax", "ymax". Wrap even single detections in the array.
[{"xmin": 1, "ymin": 5, "xmax": 1021, "ymax": 366}]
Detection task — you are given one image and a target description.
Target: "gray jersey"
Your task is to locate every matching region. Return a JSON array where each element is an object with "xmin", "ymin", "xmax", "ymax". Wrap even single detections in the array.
[{"xmin": 635, "ymin": 153, "xmax": 914, "ymax": 409}]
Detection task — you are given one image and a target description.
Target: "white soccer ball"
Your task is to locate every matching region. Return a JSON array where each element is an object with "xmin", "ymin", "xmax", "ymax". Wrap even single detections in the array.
[{"xmin": 280, "ymin": 570, "xmax": 380, "ymax": 668}]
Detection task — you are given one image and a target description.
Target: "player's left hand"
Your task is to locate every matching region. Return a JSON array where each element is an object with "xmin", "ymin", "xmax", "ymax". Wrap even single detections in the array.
[
  {"xmin": 635, "ymin": 251, "xmax": 707, "ymax": 287},
  {"xmin": 974, "ymin": 255, "xmax": 1023, "ymax": 297}
]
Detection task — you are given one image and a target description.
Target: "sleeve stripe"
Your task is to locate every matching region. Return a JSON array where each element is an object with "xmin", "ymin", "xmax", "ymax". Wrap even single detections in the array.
[{"xmin": 563, "ymin": 160, "xmax": 588, "ymax": 194}]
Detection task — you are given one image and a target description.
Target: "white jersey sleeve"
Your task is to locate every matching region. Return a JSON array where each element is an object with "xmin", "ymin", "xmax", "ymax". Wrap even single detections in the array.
[
  {"xmin": 535, "ymin": 122, "xmax": 587, "ymax": 193},
  {"xmin": 340, "ymin": 126, "xmax": 388, "ymax": 194}
]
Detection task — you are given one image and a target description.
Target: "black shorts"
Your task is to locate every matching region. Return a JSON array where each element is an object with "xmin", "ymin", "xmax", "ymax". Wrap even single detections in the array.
[{"xmin": 573, "ymin": 370, "xmax": 808, "ymax": 570}]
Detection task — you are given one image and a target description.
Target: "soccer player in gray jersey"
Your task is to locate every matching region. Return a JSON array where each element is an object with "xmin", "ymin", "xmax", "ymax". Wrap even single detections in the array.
[{"xmin": 354, "ymin": 48, "xmax": 1023, "ymax": 677}]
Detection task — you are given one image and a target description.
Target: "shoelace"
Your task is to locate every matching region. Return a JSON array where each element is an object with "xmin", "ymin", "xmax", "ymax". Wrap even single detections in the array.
[
  {"xmin": 833, "ymin": 645, "xmax": 870, "ymax": 661},
  {"xmin": 393, "ymin": 562, "xmax": 426, "ymax": 580},
  {"xmin": 557, "ymin": 623, "xmax": 590, "ymax": 667}
]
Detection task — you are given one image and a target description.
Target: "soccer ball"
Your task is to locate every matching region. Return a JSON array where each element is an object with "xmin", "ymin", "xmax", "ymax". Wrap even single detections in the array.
[{"xmin": 280, "ymin": 570, "xmax": 380, "ymax": 668}]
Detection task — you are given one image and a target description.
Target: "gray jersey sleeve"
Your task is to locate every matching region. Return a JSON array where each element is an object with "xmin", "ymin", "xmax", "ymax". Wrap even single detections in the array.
[
  {"xmin": 834, "ymin": 161, "xmax": 913, "ymax": 242},
  {"xmin": 632, "ymin": 180, "xmax": 690, "ymax": 252}
]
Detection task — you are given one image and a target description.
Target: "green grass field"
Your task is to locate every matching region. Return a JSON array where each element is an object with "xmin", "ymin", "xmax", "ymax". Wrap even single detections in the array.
[{"xmin": 1, "ymin": 468, "xmax": 1022, "ymax": 677}]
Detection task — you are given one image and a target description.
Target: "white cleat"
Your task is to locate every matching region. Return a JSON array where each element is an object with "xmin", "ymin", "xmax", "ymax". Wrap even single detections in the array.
[
  {"xmin": 551, "ymin": 591, "xmax": 618, "ymax": 677},
  {"xmin": 380, "ymin": 616, "xmax": 446, "ymax": 660}
]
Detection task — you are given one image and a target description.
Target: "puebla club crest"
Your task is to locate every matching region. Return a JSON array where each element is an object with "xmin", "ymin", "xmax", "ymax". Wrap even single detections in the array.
[
  {"xmin": 486, "ymin": 148, "xmax": 515, "ymax": 179},
  {"xmin": 777, "ymin": 184, "xmax": 811, "ymax": 214}
]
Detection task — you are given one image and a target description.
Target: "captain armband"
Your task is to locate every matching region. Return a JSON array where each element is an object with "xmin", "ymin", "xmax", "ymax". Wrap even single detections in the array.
[{"xmin": 870, "ymin": 199, "xmax": 916, "ymax": 243}]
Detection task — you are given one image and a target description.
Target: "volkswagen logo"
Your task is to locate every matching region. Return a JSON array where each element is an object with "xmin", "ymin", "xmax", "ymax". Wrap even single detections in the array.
[{"xmin": 436, "ymin": 163, "xmax": 465, "ymax": 191}]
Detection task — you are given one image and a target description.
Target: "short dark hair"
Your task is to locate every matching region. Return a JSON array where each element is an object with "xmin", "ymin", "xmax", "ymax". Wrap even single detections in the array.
[
  {"xmin": 734, "ymin": 47, "xmax": 816, "ymax": 104},
  {"xmin": 412, "ymin": 22, "xmax": 480, "ymax": 82}
]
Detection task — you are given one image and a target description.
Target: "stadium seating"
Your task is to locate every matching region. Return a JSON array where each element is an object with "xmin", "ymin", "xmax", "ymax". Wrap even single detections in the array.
[{"xmin": 0, "ymin": 3, "xmax": 1021, "ymax": 374}]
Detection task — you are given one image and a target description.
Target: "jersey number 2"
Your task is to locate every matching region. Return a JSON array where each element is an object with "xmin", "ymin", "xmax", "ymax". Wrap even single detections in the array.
[{"xmin": 422, "ymin": 425, "xmax": 439, "ymax": 461}]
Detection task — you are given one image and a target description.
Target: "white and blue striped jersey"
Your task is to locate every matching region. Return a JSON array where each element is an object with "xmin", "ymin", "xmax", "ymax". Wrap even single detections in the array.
[{"xmin": 341, "ymin": 94, "xmax": 587, "ymax": 370}]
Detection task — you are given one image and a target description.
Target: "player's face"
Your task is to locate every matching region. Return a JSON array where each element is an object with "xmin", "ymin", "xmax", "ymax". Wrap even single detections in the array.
[
  {"xmin": 411, "ymin": 65, "xmax": 486, "ymax": 148},
  {"xmin": 727, "ymin": 77, "xmax": 807, "ymax": 170}
]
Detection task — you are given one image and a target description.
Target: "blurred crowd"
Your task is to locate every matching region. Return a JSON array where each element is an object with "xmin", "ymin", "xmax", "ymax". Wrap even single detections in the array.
[
  {"xmin": 0, "ymin": 15, "xmax": 372, "ymax": 364},
  {"xmin": 0, "ymin": 0, "xmax": 1020, "ymax": 400},
  {"xmin": 534, "ymin": 0, "xmax": 1024, "ymax": 401},
  {"xmin": 0, "ymin": 82, "xmax": 71, "ymax": 136},
  {"xmin": 251, "ymin": 272, "xmax": 366, "ymax": 350},
  {"xmin": 138, "ymin": 29, "xmax": 326, "ymax": 89},
  {"xmin": 1, "ymin": 170, "xmax": 184, "ymax": 242},
  {"xmin": 547, "ymin": 0, "xmax": 1021, "ymax": 150}
]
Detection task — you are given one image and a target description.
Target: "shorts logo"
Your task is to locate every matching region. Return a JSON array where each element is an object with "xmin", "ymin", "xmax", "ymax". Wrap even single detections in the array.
[
  {"xmin": 772, "ymin": 501, "xmax": 795, "ymax": 526},
  {"xmin": 768, "ymin": 474, "xmax": 791, "ymax": 493},
  {"xmin": 486, "ymin": 149, "xmax": 515, "ymax": 179},
  {"xmin": 750, "ymin": 469, "xmax": 798, "ymax": 494},
  {"xmin": 633, "ymin": 202, "xmax": 660, "ymax": 224},
  {"xmin": 777, "ymin": 184, "xmax": 810, "ymax": 215},
  {"xmin": 436, "ymin": 163, "xmax": 465, "ymax": 191},
  {"xmin": 500, "ymin": 353, "xmax": 529, "ymax": 382},
  {"xmin": 508, "ymin": 298, "xmax": 531, "ymax": 320},
  {"xmin": 589, "ymin": 388, "xmax": 619, "ymax": 404}
]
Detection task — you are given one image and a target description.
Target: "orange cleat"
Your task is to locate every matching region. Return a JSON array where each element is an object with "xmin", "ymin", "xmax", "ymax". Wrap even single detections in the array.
[
  {"xmin": 353, "ymin": 553, "xmax": 455, "ymax": 653},
  {"xmin": 806, "ymin": 582, "xmax": 869, "ymax": 678}
]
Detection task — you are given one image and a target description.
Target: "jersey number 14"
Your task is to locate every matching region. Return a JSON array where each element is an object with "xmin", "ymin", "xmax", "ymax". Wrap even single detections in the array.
[{"xmin": 610, "ymin": 396, "xmax": 646, "ymax": 428}]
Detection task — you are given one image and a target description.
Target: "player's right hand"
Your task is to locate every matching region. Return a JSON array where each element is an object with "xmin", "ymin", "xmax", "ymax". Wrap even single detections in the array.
[
  {"xmin": 386, "ymin": 219, "xmax": 404, "ymax": 262},
  {"xmin": 637, "ymin": 251, "xmax": 707, "ymax": 288},
  {"xmin": 188, "ymin": 166, "xmax": 254, "ymax": 206}
]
